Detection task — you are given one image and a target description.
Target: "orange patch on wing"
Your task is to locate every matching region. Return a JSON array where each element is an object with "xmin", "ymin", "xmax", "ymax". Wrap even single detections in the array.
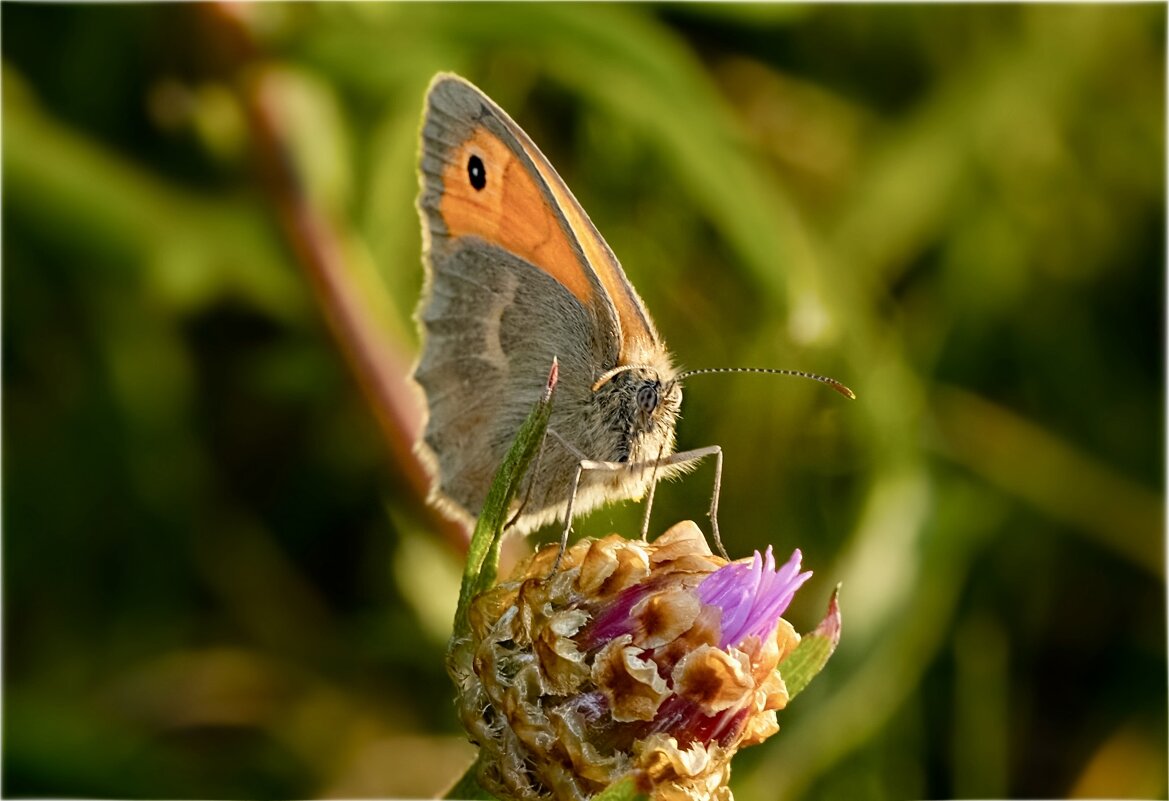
[
  {"xmin": 517, "ymin": 139, "xmax": 659, "ymax": 359},
  {"xmin": 439, "ymin": 127, "xmax": 595, "ymax": 307}
]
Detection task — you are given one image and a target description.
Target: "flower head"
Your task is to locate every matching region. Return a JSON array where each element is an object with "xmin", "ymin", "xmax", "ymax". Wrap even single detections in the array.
[{"xmin": 447, "ymin": 522, "xmax": 814, "ymax": 801}]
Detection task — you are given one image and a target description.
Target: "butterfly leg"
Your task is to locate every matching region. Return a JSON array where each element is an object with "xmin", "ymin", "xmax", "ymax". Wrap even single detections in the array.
[
  {"xmin": 551, "ymin": 460, "xmax": 587, "ymax": 575},
  {"xmin": 708, "ymin": 446, "xmax": 725, "ymax": 558},
  {"xmin": 629, "ymin": 445, "xmax": 726, "ymax": 558},
  {"xmin": 554, "ymin": 451, "xmax": 656, "ymax": 575},
  {"xmin": 639, "ymin": 479, "xmax": 658, "ymax": 541},
  {"xmin": 558, "ymin": 444, "xmax": 728, "ymax": 560}
]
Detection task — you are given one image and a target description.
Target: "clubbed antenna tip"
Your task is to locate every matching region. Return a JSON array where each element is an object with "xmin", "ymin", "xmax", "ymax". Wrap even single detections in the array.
[{"xmin": 827, "ymin": 378, "xmax": 857, "ymax": 400}]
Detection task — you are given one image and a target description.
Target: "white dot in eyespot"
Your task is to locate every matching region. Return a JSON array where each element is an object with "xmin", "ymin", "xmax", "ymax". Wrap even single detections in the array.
[{"xmin": 467, "ymin": 154, "xmax": 487, "ymax": 191}]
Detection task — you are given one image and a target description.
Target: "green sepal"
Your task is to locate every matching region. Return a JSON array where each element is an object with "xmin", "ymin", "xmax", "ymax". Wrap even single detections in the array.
[
  {"xmin": 779, "ymin": 584, "xmax": 842, "ymax": 700},
  {"xmin": 591, "ymin": 775, "xmax": 649, "ymax": 801},
  {"xmin": 442, "ymin": 756, "xmax": 500, "ymax": 801},
  {"xmin": 443, "ymin": 765, "xmax": 646, "ymax": 801}
]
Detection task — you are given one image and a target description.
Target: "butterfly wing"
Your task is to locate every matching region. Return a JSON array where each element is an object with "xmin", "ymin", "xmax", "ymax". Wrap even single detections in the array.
[
  {"xmin": 417, "ymin": 73, "xmax": 667, "ymax": 526},
  {"xmin": 419, "ymin": 73, "xmax": 663, "ymax": 366},
  {"xmin": 414, "ymin": 240, "xmax": 601, "ymax": 526}
]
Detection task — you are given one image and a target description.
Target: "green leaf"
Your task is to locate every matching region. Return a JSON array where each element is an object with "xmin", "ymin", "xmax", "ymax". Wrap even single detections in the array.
[
  {"xmin": 450, "ymin": 360, "xmax": 557, "ymax": 643},
  {"xmin": 591, "ymin": 776, "xmax": 649, "ymax": 801},
  {"xmin": 780, "ymin": 585, "xmax": 842, "ymax": 700}
]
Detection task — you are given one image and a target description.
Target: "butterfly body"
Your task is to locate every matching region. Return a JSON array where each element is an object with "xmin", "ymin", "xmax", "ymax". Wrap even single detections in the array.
[{"xmin": 414, "ymin": 73, "xmax": 686, "ymax": 534}]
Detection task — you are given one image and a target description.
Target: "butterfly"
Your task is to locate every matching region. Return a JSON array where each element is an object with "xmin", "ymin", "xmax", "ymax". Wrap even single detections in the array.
[{"xmin": 413, "ymin": 73, "xmax": 851, "ymax": 551}]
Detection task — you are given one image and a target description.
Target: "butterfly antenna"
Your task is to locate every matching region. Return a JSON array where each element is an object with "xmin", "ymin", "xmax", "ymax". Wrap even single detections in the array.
[
  {"xmin": 593, "ymin": 363, "xmax": 656, "ymax": 392},
  {"xmin": 673, "ymin": 367, "xmax": 857, "ymax": 400}
]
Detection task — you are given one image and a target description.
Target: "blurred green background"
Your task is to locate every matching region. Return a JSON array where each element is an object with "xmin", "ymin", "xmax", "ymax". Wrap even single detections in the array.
[{"xmin": 3, "ymin": 3, "xmax": 1165, "ymax": 799}]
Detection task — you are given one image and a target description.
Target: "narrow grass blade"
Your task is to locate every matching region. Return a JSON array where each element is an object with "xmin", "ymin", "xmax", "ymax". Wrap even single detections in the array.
[{"xmin": 451, "ymin": 359, "xmax": 558, "ymax": 642}]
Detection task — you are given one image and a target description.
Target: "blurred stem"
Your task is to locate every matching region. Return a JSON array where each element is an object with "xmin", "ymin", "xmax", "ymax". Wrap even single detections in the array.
[
  {"xmin": 931, "ymin": 385, "xmax": 1162, "ymax": 576},
  {"xmin": 210, "ymin": 11, "xmax": 470, "ymax": 551}
]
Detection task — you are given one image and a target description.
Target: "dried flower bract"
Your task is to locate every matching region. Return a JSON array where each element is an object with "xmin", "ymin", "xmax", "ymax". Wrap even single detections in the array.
[{"xmin": 447, "ymin": 521, "xmax": 812, "ymax": 801}]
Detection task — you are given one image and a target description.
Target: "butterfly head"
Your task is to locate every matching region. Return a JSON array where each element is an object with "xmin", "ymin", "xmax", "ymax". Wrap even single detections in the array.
[{"xmin": 591, "ymin": 359, "xmax": 682, "ymax": 464}]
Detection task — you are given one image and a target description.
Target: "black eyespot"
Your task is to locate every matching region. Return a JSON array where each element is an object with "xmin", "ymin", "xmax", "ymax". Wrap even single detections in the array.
[
  {"xmin": 636, "ymin": 383, "xmax": 660, "ymax": 414},
  {"xmin": 468, "ymin": 154, "xmax": 486, "ymax": 191}
]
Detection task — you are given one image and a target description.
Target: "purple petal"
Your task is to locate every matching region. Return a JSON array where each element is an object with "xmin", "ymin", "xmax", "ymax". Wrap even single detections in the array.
[{"xmin": 697, "ymin": 548, "xmax": 812, "ymax": 647}]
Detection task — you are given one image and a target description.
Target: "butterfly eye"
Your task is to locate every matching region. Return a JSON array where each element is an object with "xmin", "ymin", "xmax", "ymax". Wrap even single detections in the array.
[
  {"xmin": 467, "ymin": 154, "xmax": 487, "ymax": 191},
  {"xmin": 636, "ymin": 383, "xmax": 660, "ymax": 414}
]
